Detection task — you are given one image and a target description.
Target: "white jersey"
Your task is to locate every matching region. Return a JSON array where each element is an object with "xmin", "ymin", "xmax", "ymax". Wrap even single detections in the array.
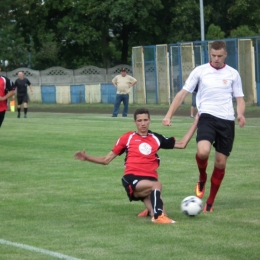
[{"xmin": 183, "ymin": 63, "xmax": 244, "ymax": 120}]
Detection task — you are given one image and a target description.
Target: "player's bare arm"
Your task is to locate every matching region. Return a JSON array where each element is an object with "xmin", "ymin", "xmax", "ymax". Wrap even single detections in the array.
[
  {"xmin": 236, "ymin": 97, "xmax": 246, "ymax": 127},
  {"xmin": 174, "ymin": 114, "xmax": 199, "ymax": 149},
  {"xmin": 29, "ymin": 85, "xmax": 33, "ymax": 95},
  {"xmin": 162, "ymin": 89, "xmax": 189, "ymax": 126},
  {"xmin": 0, "ymin": 90, "xmax": 16, "ymax": 101},
  {"xmin": 74, "ymin": 150, "xmax": 117, "ymax": 165}
]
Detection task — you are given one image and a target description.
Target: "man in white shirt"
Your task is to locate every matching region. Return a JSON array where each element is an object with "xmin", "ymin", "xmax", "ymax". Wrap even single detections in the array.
[
  {"xmin": 111, "ymin": 68, "xmax": 137, "ymax": 117},
  {"xmin": 163, "ymin": 41, "xmax": 246, "ymax": 212}
]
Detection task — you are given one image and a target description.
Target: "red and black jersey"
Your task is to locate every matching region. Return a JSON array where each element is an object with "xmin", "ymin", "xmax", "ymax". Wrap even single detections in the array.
[
  {"xmin": 112, "ymin": 130, "xmax": 176, "ymax": 179},
  {"xmin": 0, "ymin": 76, "xmax": 15, "ymax": 112}
]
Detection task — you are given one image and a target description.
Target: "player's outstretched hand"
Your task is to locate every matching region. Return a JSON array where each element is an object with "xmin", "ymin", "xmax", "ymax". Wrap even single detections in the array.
[
  {"xmin": 74, "ymin": 150, "xmax": 87, "ymax": 161},
  {"xmin": 237, "ymin": 115, "xmax": 246, "ymax": 127},
  {"xmin": 162, "ymin": 117, "xmax": 171, "ymax": 126}
]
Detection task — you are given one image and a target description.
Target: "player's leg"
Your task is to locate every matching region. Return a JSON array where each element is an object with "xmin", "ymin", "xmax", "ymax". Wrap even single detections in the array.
[
  {"xmin": 138, "ymin": 196, "xmax": 153, "ymax": 217},
  {"xmin": 195, "ymin": 114, "xmax": 216, "ymax": 198},
  {"xmin": 122, "ymin": 94, "xmax": 129, "ymax": 117},
  {"xmin": 204, "ymin": 119, "xmax": 234, "ymax": 212},
  {"xmin": 138, "ymin": 196, "xmax": 167, "ymax": 217},
  {"xmin": 23, "ymin": 95, "xmax": 29, "ymax": 118},
  {"xmin": 134, "ymin": 180, "xmax": 175, "ymax": 223},
  {"xmin": 204, "ymin": 152, "xmax": 227, "ymax": 212},
  {"xmin": 112, "ymin": 94, "xmax": 121, "ymax": 117},
  {"xmin": 195, "ymin": 140, "xmax": 211, "ymax": 198},
  {"xmin": 17, "ymin": 96, "xmax": 23, "ymax": 118},
  {"xmin": 0, "ymin": 111, "xmax": 6, "ymax": 127}
]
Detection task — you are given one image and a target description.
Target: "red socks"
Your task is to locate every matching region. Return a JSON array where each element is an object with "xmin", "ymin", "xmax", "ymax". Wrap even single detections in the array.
[
  {"xmin": 207, "ymin": 166, "xmax": 225, "ymax": 205},
  {"xmin": 196, "ymin": 154, "xmax": 208, "ymax": 182}
]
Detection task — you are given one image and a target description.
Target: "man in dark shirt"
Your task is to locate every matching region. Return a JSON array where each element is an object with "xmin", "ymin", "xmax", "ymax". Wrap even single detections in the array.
[{"xmin": 14, "ymin": 71, "xmax": 33, "ymax": 118}]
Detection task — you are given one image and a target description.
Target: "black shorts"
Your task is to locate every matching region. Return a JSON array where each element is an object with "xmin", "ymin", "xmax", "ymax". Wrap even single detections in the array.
[
  {"xmin": 121, "ymin": 174, "xmax": 157, "ymax": 202},
  {"xmin": 17, "ymin": 94, "xmax": 29, "ymax": 105},
  {"xmin": 196, "ymin": 113, "xmax": 235, "ymax": 157},
  {"xmin": 0, "ymin": 111, "xmax": 6, "ymax": 127}
]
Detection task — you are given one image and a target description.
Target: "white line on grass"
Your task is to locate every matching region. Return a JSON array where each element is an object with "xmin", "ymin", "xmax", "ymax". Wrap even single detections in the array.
[{"xmin": 0, "ymin": 239, "xmax": 82, "ymax": 260}]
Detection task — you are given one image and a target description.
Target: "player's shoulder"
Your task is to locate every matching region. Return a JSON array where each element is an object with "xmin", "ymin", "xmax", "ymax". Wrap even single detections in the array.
[
  {"xmin": 196, "ymin": 63, "xmax": 210, "ymax": 71},
  {"xmin": 224, "ymin": 64, "xmax": 239, "ymax": 74},
  {"xmin": 0, "ymin": 75, "xmax": 13, "ymax": 83},
  {"xmin": 121, "ymin": 131, "xmax": 135, "ymax": 137},
  {"xmin": 148, "ymin": 130, "xmax": 163, "ymax": 138},
  {"xmin": 191, "ymin": 64, "xmax": 209, "ymax": 75}
]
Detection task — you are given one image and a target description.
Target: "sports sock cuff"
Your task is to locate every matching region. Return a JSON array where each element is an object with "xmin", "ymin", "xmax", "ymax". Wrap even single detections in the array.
[
  {"xmin": 211, "ymin": 167, "xmax": 225, "ymax": 184},
  {"xmin": 196, "ymin": 154, "xmax": 208, "ymax": 168}
]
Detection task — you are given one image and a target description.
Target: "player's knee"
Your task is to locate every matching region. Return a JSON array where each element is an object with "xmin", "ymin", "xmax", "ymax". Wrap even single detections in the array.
[
  {"xmin": 214, "ymin": 160, "xmax": 226, "ymax": 169},
  {"xmin": 197, "ymin": 148, "xmax": 210, "ymax": 159},
  {"xmin": 152, "ymin": 181, "xmax": 162, "ymax": 191}
]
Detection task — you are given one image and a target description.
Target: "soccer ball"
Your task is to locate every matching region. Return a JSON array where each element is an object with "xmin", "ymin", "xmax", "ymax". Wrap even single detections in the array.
[{"xmin": 181, "ymin": 196, "xmax": 203, "ymax": 217}]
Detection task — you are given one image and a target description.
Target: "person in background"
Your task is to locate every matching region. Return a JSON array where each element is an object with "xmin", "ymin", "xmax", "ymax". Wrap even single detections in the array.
[
  {"xmin": 190, "ymin": 84, "xmax": 198, "ymax": 118},
  {"xmin": 163, "ymin": 41, "xmax": 246, "ymax": 212},
  {"xmin": 75, "ymin": 108, "xmax": 198, "ymax": 224},
  {"xmin": 0, "ymin": 67, "xmax": 16, "ymax": 127},
  {"xmin": 14, "ymin": 71, "xmax": 33, "ymax": 118},
  {"xmin": 111, "ymin": 68, "xmax": 137, "ymax": 117}
]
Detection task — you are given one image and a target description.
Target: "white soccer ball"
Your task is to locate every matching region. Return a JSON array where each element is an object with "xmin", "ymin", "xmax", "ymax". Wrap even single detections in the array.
[{"xmin": 181, "ymin": 195, "xmax": 203, "ymax": 217}]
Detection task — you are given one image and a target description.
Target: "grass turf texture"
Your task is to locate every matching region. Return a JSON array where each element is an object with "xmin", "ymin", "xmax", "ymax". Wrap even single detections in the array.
[
  {"xmin": 1, "ymin": 111, "xmax": 260, "ymax": 260},
  {"xmin": 27, "ymin": 102, "xmax": 260, "ymax": 118}
]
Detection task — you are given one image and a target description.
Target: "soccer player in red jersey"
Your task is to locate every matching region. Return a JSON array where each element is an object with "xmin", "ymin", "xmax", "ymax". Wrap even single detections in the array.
[
  {"xmin": 75, "ymin": 108, "xmax": 198, "ymax": 224},
  {"xmin": 163, "ymin": 41, "xmax": 246, "ymax": 212},
  {"xmin": 0, "ymin": 68, "xmax": 16, "ymax": 128}
]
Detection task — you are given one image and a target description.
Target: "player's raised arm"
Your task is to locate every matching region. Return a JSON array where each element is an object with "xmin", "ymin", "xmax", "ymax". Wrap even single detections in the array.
[
  {"xmin": 74, "ymin": 150, "xmax": 117, "ymax": 165},
  {"xmin": 162, "ymin": 89, "xmax": 189, "ymax": 126}
]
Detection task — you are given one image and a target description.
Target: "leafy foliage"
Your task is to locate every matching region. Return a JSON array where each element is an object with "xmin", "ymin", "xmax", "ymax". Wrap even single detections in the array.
[
  {"xmin": 0, "ymin": 0, "xmax": 260, "ymax": 69},
  {"xmin": 229, "ymin": 25, "xmax": 258, "ymax": 38},
  {"xmin": 206, "ymin": 24, "xmax": 225, "ymax": 40}
]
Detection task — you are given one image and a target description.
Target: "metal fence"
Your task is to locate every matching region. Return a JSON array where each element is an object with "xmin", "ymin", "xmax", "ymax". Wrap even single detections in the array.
[{"xmin": 132, "ymin": 36, "xmax": 260, "ymax": 106}]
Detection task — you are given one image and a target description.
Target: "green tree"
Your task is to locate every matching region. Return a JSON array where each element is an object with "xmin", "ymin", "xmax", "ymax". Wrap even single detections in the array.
[
  {"xmin": 229, "ymin": 25, "xmax": 257, "ymax": 38},
  {"xmin": 167, "ymin": 0, "xmax": 201, "ymax": 43},
  {"xmin": 0, "ymin": 23, "xmax": 29, "ymax": 71},
  {"xmin": 12, "ymin": 0, "xmax": 165, "ymax": 68},
  {"xmin": 228, "ymin": 0, "xmax": 260, "ymax": 33},
  {"xmin": 3, "ymin": 0, "xmax": 260, "ymax": 70},
  {"xmin": 206, "ymin": 24, "xmax": 225, "ymax": 40}
]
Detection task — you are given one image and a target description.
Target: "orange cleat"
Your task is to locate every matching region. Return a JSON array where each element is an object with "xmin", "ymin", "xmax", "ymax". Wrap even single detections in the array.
[
  {"xmin": 195, "ymin": 180, "xmax": 206, "ymax": 198},
  {"xmin": 203, "ymin": 203, "xmax": 213, "ymax": 212},
  {"xmin": 137, "ymin": 209, "xmax": 150, "ymax": 217},
  {"xmin": 151, "ymin": 213, "xmax": 175, "ymax": 224}
]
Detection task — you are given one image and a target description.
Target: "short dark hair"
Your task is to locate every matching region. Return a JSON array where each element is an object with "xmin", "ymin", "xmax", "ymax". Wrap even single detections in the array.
[
  {"xmin": 210, "ymin": 41, "xmax": 227, "ymax": 51},
  {"xmin": 121, "ymin": 67, "xmax": 126, "ymax": 72},
  {"xmin": 134, "ymin": 108, "xmax": 150, "ymax": 120}
]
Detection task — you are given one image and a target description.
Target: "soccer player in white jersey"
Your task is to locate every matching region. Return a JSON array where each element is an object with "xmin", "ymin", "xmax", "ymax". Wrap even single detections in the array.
[{"xmin": 163, "ymin": 41, "xmax": 246, "ymax": 212}]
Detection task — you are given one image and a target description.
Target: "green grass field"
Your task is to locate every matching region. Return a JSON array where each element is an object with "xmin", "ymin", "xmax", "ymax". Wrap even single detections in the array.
[{"xmin": 1, "ymin": 111, "xmax": 260, "ymax": 260}]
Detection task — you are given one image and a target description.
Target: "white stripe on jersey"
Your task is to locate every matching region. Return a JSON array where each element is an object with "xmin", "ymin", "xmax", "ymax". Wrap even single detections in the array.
[{"xmin": 183, "ymin": 63, "xmax": 244, "ymax": 120}]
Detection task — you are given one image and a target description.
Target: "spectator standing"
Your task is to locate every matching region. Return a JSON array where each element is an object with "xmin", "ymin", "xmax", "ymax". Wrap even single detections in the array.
[{"xmin": 111, "ymin": 68, "xmax": 137, "ymax": 117}]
